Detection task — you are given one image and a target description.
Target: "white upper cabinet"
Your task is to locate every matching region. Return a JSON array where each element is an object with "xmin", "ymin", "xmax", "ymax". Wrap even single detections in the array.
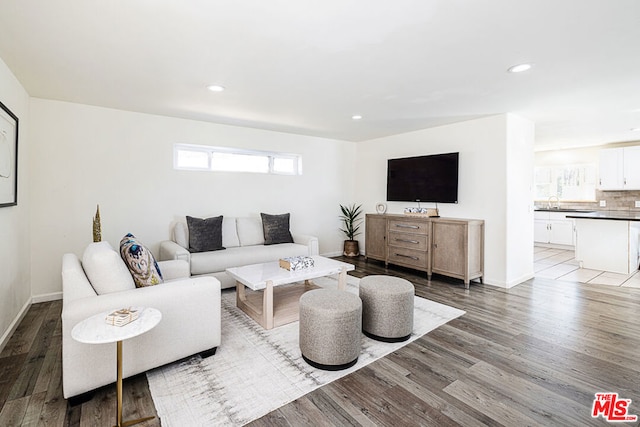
[
  {"xmin": 622, "ymin": 146, "xmax": 640, "ymax": 190},
  {"xmin": 598, "ymin": 148, "xmax": 624, "ymax": 190},
  {"xmin": 599, "ymin": 146, "xmax": 640, "ymax": 190}
]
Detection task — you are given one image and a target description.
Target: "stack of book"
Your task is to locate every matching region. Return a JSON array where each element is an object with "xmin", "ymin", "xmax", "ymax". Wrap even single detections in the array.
[{"xmin": 105, "ymin": 308, "xmax": 139, "ymax": 327}]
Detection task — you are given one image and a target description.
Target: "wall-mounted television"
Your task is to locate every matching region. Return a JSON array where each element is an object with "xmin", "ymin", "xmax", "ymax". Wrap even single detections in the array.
[{"xmin": 386, "ymin": 152, "xmax": 459, "ymax": 203}]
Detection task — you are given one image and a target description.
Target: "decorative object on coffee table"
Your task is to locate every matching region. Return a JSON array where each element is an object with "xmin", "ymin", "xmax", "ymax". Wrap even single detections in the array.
[
  {"xmin": 339, "ymin": 203, "xmax": 363, "ymax": 256},
  {"xmin": 359, "ymin": 275, "xmax": 415, "ymax": 342},
  {"xmin": 279, "ymin": 256, "xmax": 314, "ymax": 271},
  {"xmin": 299, "ymin": 288, "xmax": 362, "ymax": 370}
]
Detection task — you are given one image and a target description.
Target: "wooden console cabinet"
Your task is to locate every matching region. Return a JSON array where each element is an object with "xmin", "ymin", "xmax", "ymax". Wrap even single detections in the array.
[
  {"xmin": 364, "ymin": 214, "xmax": 387, "ymax": 262},
  {"xmin": 430, "ymin": 218, "xmax": 484, "ymax": 287},
  {"xmin": 386, "ymin": 216, "xmax": 430, "ymax": 274},
  {"xmin": 365, "ymin": 214, "xmax": 484, "ymax": 289}
]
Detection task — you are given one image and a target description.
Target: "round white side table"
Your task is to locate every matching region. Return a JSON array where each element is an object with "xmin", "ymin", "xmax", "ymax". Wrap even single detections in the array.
[{"xmin": 72, "ymin": 307, "xmax": 162, "ymax": 427}]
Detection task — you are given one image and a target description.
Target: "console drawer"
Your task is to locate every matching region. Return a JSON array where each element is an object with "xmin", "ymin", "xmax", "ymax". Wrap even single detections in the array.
[
  {"xmin": 388, "ymin": 231, "xmax": 428, "ymax": 250},
  {"xmin": 387, "ymin": 247, "xmax": 428, "ymax": 270},
  {"xmin": 388, "ymin": 219, "xmax": 429, "ymax": 235}
]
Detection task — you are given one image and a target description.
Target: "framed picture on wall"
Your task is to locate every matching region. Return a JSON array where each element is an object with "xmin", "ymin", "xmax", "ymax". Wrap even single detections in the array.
[{"xmin": 0, "ymin": 100, "xmax": 18, "ymax": 207}]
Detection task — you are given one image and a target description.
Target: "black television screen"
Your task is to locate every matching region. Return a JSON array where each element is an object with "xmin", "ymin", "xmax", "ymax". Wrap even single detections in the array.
[{"xmin": 386, "ymin": 152, "xmax": 459, "ymax": 203}]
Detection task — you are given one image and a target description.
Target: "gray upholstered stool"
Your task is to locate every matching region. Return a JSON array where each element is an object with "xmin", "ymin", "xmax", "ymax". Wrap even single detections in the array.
[
  {"xmin": 299, "ymin": 289, "xmax": 362, "ymax": 371},
  {"xmin": 359, "ymin": 275, "xmax": 414, "ymax": 342}
]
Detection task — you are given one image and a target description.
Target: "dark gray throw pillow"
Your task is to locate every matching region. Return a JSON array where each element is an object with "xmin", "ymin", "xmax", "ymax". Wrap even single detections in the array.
[
  {"xmin": 186, "ymin": 215, "xmax": 225, "ymax": 253},
  {"xmin": 261, "ymin": 213, "xmax": 294, "ymax": 245}
]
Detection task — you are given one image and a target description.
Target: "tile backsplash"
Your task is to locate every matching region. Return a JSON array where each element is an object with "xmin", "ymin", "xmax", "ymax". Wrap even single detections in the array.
[{"xmin": 536, "ymin": 190, "xmax": 640, "ymax": 211}]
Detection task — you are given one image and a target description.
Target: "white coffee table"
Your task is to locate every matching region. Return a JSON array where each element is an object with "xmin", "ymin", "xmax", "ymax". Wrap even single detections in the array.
[
  {"xmin": 72, "ymin": 307, "xmax": 162, "ymax": 427},
  {"xmin": 226, "ymin": 256, "xmax": 355, "ymax": 329}
]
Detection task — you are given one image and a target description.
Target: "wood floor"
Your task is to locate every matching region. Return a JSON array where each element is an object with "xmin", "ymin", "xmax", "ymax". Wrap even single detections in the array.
[{"xmin": 2, "ymin": 256, "xmax": 639, "ymax": 426}]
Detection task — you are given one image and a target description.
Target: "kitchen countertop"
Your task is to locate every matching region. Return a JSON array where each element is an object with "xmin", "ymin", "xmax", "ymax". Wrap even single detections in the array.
[
  {"xmin": 534, "ymin": 208, "xmax": 595, "ymax": 213},
  {"xmin": 564, "ymin": 211, "xmax": 640, "ymax": 221}
]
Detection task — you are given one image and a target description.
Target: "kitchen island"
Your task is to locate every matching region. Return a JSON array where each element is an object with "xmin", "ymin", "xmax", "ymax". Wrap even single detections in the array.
[{"xmin": 566, "ymin": 211, "xmax": 640, "ymax": 275}]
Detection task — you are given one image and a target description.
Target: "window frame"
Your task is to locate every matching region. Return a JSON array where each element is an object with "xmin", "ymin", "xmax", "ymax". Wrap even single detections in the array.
[
  {"xmin": 534, "ymin": 163, "xmax": 597, "ymax": 202},
  {"xmin": 173, "ymin": 143, "xmax": 302, "ymax": 175}
]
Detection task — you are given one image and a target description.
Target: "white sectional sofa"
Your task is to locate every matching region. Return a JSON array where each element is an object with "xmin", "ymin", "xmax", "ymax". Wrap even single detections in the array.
[
  {"xmin": 61, "ymin": 242, "xmax": 221, "ymax": 399},
  {"xmin": 159, "ymin": 216, "xmax": 319, "ymax": 289}
]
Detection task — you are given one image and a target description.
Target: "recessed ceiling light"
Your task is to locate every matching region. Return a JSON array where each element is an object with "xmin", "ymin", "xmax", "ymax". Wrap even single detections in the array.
[
  {"xmin": 631, "ymin": 128, "xmax": 640, "ymax": 132},
  {"xmin": 507, "ymin": 63, "xmax": 532, "ymax": 73},
  {"xmin": 207, "ymin": 85, "xmax": 225, "ymax": 92},
  {"xmin": 352, "ymin": 115, "xmax": 363, "ymax": 120}
]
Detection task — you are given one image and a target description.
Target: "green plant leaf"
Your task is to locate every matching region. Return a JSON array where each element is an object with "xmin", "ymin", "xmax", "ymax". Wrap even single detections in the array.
[{"xmin": 339, "ymin": 203, "xmax": 363, "ymax": 240}]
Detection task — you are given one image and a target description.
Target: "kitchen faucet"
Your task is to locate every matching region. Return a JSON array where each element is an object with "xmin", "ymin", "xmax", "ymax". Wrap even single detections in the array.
[{"xmin": 547, "ymin": 195, "xmax": 560, "ymax": 209}]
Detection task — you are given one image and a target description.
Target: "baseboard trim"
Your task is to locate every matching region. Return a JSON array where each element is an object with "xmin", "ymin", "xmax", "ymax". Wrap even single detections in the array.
[
  {"xmin": 535, "ymin": 243, "xmax": 575, "ymax": 251},
  {"xmin": 482, "ymin": 273, "xmax": 534, "ymax": 289},
  {"xmin": 505, "ymin": 273, "xmax": 535, "ymax": 288},
  {"xmin": 31, "ymin": 291, "xmax": 63, "ymax": 303},
  {"xmin": 0, "ymin": 299, "xmax": 31, "ymax": 354},
  {"xmin": 320, "ymin": 251, "xmax": 343, "ymax": 257}
]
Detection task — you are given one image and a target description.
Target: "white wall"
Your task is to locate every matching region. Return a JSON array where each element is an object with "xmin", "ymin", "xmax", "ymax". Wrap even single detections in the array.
[
  {"xmin": 505, "ymin": 114, "xmax": 535, "ymax": 285},
  {"xmin": 535, "ymin": 140, "xmax": 640, "ymax": 167},
  {"xmin": 0, "ymin": 57, "xmax": 31, "ymax": 350},
  {"xmin": 29, "ymin": 99, "xmax": 355, "ymax": 297},
  {"xmin": 356, "ymin": 114, "xmax": 535, "ymax": 287}
]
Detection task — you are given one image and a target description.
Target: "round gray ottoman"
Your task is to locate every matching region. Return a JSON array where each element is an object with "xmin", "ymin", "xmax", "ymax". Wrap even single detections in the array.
[
  {"xmin": 359, "ymin": 275, "xmax": 414, "ymax": 342},
  {"xmin": 299, "ymin": 289, "xmax": 362, "ymax": 371}
]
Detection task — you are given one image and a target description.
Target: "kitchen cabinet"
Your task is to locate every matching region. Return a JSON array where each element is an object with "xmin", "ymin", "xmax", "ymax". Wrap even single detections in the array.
[
  {"xmin": 598, "ymin": 148, "xmax": 623, "ymax": 190},
  {"xmin": 623, "ymin": 146, "xmax": 640, "ymax": 189},
  {"xmin": 574, "ymin": 218, "xmax": 640, "ymax": 274},
  {"xmin": 599, "ymin": 146, "xmax": 640, "ymax": 190},
  {"xmin": 534, "ymin": 211, "xmax": 575, "ymax": 247}
]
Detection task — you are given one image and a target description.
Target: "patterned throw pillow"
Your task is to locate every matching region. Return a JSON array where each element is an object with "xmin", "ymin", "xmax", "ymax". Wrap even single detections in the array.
[
  {"xmin": 261, "ymin": 213, "xmax": 294, "ymax": 245},
  {"xmin": 186, "ymin": 215, "xmax": 225, "ymax": 253},
  {"xmin": 119, "ymin": 233, "xmax": 164, "ymax": 287}
]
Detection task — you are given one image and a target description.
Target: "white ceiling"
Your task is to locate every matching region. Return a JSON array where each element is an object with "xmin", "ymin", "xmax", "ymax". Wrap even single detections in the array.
[{"xmin": 1, "ymin": 0, "xmax": 639, "ymax": 149}]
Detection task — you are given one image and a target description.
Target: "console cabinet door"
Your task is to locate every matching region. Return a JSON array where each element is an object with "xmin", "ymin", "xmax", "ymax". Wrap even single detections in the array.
[
  {"xmin": 365, "ymin": 214, "xmax": 387, "ymax": 261},
  {"xmin": 431, "ymin": 219, "xmax": 484, "ymax": 288},
  {"xmin": 431, "ymin": 221, "xmax": 466, "ymax": 277}
]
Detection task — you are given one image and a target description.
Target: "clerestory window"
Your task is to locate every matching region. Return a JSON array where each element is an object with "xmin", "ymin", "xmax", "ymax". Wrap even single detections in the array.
[{"xmin": 174, "ymin": 144, "xmax": 302, "ymax": 175}]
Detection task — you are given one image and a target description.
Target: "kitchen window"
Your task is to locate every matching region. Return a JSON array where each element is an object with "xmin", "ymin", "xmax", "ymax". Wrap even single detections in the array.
[{"xmin": 534, "ymin": 164, "xmax": 596, "ymax": 201}]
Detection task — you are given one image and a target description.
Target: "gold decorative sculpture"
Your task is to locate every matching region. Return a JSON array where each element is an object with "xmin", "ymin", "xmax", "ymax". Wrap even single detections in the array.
[{"xmin": 93, "ymin": 204, "xmax": 102, "ymax": 242}]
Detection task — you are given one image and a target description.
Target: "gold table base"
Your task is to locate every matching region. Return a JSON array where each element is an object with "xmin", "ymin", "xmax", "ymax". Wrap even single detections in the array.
[{"xmin": 114, "ymin": 340, "xmax": 155, "ymax": 427}]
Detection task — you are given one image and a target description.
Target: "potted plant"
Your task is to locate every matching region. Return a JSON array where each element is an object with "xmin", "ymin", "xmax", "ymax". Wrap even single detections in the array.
[{"xmin": 339, "ymin": 203, "xmax": 363, "ymax": 257}]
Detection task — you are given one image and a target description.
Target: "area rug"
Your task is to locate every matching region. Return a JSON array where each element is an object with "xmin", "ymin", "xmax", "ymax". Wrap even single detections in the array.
[{"xmin": 146, "ymin": 276, "xmax": 465, "ymax": 426}]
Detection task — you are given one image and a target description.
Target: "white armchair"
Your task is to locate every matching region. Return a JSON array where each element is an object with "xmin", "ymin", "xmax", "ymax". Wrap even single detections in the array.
[{"xmin": 61, "ymin": 243, "xmax": 221, "ymax": 399}]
